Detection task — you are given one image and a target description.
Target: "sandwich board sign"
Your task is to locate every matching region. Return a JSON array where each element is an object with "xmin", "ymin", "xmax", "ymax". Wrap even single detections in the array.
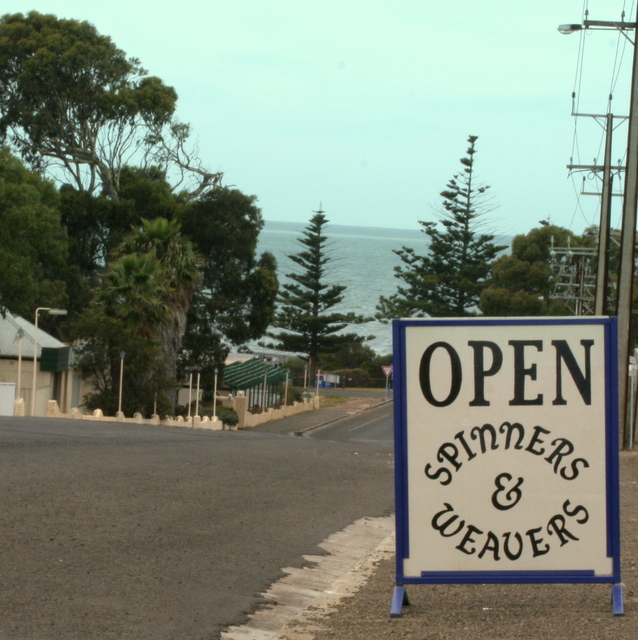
[{"xmin": 391, "ymin": 317, "xmax": 622, "ymax": 616}]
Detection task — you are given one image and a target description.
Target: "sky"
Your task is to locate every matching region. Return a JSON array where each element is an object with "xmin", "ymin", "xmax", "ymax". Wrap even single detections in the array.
[{"xmin": 9, "ymin": 1, "xmax": 636, "ymax": 236}]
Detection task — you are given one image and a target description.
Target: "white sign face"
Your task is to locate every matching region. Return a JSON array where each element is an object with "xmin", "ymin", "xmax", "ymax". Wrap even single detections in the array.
[{"xmin": 394, "ymin": 318, "xmax": 620, "ymax": 583}]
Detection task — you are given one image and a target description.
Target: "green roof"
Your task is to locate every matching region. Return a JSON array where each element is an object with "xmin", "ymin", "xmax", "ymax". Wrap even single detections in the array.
[{"xmin": 222, "ymin": 358, "xmax": 290, "ymax": 390}]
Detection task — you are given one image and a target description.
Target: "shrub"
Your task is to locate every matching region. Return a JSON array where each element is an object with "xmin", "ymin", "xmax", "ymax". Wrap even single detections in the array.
[
  {"xmin": 197, "ymin": 403, "xmax": 239, "ymax": 426},
  {"xmin": 277, "ymin": 384, "xmax": 303, "ymax": 405},
  {"xmin": 216, "ymin": 406, "xmax": 239, "ymax": 427}
]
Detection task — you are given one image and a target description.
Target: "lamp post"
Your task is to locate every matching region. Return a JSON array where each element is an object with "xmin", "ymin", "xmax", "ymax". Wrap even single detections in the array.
[
  {"xmin": 194, "ymin": 369, "xmax": 201, "ymax": 419},
  {"xmin": 262, "ymin": 371, "xmax": 268, "ymax": 409},
  {"xmin": 16, "ymin": 328, "xmax": 24, "ymax": 401},
  {"xmin": 31, "ymin": 307, "xmax": 67, "ymax": 417},
  {"xmin": 213, "ymin": 368, "xmax": 218, "ymax": 420},
  {"xmin": 187, "ymin": 369, "xmax": 193, "ymax": 419},
  {"xmin": 118, "ymin": 351, "xmax": 125, "ymax": 415}
]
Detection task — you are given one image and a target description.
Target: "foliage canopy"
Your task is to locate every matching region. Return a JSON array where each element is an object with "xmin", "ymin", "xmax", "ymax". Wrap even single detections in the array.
[
  {"xmin": 480, "ymin": 224, "xmax": 591, "ymax": 316},
  {"xmin": 180, "ymin": 188, "xmax": 279, "ymax": 393},
  {"xmin": 0, "ymin": 13, "xmax": 279, "ymax": 414},
  {"xmin": 0, "ymin": 146, "xmax": 67, "ymax": 317},
  {"xmin": 0, "ymin": 11, "xmax": 219, "ymax": 201},
  {"xmin": 378, "ymin": 135, "xmax": 505, "ymax": 318}
]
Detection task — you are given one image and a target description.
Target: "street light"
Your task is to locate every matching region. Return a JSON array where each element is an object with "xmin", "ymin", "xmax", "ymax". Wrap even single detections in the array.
[
  {"xmin": 558, "ymin": 24, "xmax": 583, "ymax": 34},
  {"xmin": 31, "ymin": 307, "xmax": 67, "ymax": 417},
  {"xmin": 118, "ymin": 351, "xmax": 125, "ymax": 415},
  {"xmin": 558, "ymin": 20, "xmax": 637, "ymax": 36}
]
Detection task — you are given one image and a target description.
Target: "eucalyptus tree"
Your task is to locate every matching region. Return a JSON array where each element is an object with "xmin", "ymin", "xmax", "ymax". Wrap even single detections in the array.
[
  {"xmin": 270, "ymin": 207, "xmax": 369, "ymax": 376},
  {"xmin": 59, "ymin": 165, "xmax": 184, "ymax": 321},
  {"xmin": 479, "ymin": 224, "xmax": 585, "ymax": 316},
  {"xmin": 0, "ymin": 11, "xmax": 220, "ymax": 201},
  {"xmin": 179, "ymin": 187, "xmax": 279, "ymax": 389},
  {"xmin": 377, "ymin": 135, "xmax": 505, "ymax": 318}
]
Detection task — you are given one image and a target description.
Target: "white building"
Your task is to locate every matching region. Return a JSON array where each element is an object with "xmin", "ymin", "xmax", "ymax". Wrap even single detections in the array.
[{"xmin": 0, "ymin": 312, "xmax": 81, "ymax": 416}]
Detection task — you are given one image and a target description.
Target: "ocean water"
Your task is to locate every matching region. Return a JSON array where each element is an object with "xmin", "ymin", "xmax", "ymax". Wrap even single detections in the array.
[{"xmin": 256, "ymin": 220, "xmax": 426, "ymax": 355}]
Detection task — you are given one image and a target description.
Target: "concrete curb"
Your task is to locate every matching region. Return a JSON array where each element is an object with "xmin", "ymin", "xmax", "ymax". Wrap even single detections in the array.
[
  {"xmin": 221, "ymin": 516, "xmax": 395, "ymax": 640},
  {"xmin": 273, "ymin": 530, "xmax": 396, "ymax": 640}
]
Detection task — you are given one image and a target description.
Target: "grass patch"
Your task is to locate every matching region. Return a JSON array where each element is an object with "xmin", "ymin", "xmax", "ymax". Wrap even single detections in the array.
[{"xmin": 319, "ymin": 395, "xmax": 351, "ymax": 409}]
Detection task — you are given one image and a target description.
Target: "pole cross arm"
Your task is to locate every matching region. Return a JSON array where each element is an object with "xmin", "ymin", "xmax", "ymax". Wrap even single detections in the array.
[
  {"xmin": 559, "ymin": 19, "xmax": 636, "ymax": 43},
  {"xmin": 559, "ymin": 20, "xmax": 637, "ymax": 33},
  {"xmin": 583, "ymin": 20, "xmax": 637, "ymax": 30},
  {"xmin": 567, "ymin": 164, "xmax": 626, "ymax": 172}
]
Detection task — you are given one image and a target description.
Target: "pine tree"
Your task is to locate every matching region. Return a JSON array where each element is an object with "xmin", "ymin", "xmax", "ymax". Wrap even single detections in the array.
[
  {"xmin": 377, "ymin": 135, "xmax": 506, "ymax": 318},
  {"xmin": 270, "ymin": 207, "xmax": 368, "ymax": 375}
]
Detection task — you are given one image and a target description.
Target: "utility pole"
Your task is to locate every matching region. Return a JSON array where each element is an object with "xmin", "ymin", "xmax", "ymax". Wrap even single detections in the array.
[
  {"xmin": 565, "ymin": 110, "xmax": 624, "ymax": 315},
  {"xmin": 596, "ymin": 112, "xmax": 615, "ymax": 314},
  {"xmin": 560, "ymin": 12, "xmax": 638, "ymax": 448},
  {"xmin": 617, "ymin": 13, "xmax": 638, "ymax": 449}
]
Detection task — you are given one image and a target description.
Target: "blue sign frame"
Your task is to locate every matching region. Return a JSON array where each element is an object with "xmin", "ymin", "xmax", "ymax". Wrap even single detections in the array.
[{"xmin": 391, "ymin": 317, "xmax": 622, "ymax": 616}]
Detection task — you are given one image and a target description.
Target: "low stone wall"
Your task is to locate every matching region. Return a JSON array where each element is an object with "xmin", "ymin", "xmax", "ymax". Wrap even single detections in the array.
[
  {"xmin": 46, "ymin": 400, "xmax": 225, "ymax": 430},
  {"xmin": 44, "ymin": 395, "xmax": 319, "ymax": 430},
  {"xmin": 242, "ymin": 397, "xmax": 319, "ymax": 428},
  {"xmin": 14, "ymin": 398, "xmax": 25, "ymax": 417}
]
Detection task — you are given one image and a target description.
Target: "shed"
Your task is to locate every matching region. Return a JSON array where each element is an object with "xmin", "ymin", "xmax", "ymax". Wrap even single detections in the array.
[{"xmin": 0, "ymin": 311, "xmax": 79, "ymax": 415}]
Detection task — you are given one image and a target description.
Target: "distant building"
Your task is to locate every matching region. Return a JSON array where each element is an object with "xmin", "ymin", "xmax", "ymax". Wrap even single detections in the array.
[{"xmin": 0, "ymin": 312, "xmax": 81, "ymax": 416}]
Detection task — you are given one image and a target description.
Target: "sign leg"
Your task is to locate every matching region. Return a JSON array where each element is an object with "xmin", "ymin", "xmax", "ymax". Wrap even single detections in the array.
[
  {"xmin": 612, "ymin": 584, "xmax": 624, "ymax": 616},
  {"xmin": 390, "ymin": 585, "xmax": 410, "ymax": 618}
]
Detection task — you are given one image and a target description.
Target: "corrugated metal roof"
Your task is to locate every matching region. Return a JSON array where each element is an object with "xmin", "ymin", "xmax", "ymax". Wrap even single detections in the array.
[
  {"xmin": 222, "ymin": 358, "xmax": 290, "ymax": 391},
  {"xmin": 0, "ymin": 311, "xmax": 65, "ymax": 359}
]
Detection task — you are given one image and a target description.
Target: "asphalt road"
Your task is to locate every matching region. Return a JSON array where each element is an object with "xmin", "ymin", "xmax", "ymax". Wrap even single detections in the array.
[
  {"xmin": 0, "ymin": 412, "xmax": 394, "ymax": 640},
  {"xmin": 308, "ymin": 402, "xmax": 393, "ymax": 446}
]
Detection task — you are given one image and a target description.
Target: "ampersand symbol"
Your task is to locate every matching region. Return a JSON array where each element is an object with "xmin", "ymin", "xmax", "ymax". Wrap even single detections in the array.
[{"xmin": 491, "ymin": 472, "xmax": 524, "ymax": 511}]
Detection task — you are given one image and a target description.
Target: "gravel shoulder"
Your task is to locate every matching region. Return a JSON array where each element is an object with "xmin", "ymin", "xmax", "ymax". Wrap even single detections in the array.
[{"xmin": 301, "ymin": 451, "xmax": 638, "ymax": 640}]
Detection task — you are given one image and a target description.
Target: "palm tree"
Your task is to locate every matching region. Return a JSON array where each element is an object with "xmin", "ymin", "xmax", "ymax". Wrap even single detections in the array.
[
  {"xmin": 85, "ymin": 253, "xmax": 175, "ymax": 414},
  {"xmin": 97, "ymin": 253, "xmax": 172, "ymax": 338},
  {"xmin": 116, "ymin": 218, "xmax": 202, "ymax": 395}
]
